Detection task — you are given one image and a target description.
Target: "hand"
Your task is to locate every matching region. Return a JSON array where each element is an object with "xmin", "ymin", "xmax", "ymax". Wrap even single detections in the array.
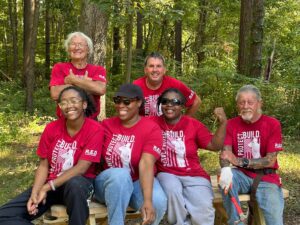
[
  {"xmin": 141, "ymin": 201, "xmax": 156, "ymax": 225},
  {"xmin": 220, "ymin": 150, "xmax": 238, "ymax": 166},
  {"xmin": 83, "ymin": 71, "xmax": 92, "ymax": 80},
  {"xmin": 214, "ymin": 107, "xmax": 227, "ymax": 124},
  {"xmin": 27, "ymin": 193, "xmax": 39, "ymax": 215},
  {"xmin": 219, "ymin": 167, "xmax": 233, "ymax": 195},
  {"xmin": 64, "ymin": 69, "xmax": 77, "ymax": 84}
]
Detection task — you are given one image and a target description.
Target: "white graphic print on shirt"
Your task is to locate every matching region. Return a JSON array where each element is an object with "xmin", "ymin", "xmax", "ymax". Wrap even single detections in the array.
[
  {"xmin": 237, "ymin": 130, "xmax": 261, "ymax": 159},
  {"xmin": 106, "ymin": 134, "xmax": 135, "ymax": 173},
  {"xmin": 145, "ymin": 95, "xmax": 160, "ymax": 116},
  {"xmin": 161, "ymin": 130, "xmax": 188, "ymax": 167},
  {"xmin": 50, "ymin": 139, "xmax": 77, "ymax": 176}
]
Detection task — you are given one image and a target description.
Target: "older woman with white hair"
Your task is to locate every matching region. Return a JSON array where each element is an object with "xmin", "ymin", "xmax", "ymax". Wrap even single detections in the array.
[{"xmin": 50, "ymin": 31, "xmax": 107, "ymax": 120}]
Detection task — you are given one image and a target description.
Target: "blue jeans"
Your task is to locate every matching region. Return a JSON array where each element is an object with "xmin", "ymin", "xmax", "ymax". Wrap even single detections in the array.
[
  {"xmin": 94, "ymin": 168, "xmax": 167, "ymax": 225},
  {"xmin": 221, "ymin": 169, "xmax": 284, "ymax": 225}
]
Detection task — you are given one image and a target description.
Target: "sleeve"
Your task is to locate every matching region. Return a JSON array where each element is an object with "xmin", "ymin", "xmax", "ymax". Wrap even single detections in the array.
[
  {"xmin": 195, "ymin": 121, "xmax": 213, "ymax": 149},
  {"xmin": 175, "ymin": 79, "xmax": 196, "ymax": 107},
  {"xmin": 36, "ymin": 124, "xmax": 52, "ymax": 159},
  {"xmin": 79, "ymin": 126, "xmax": 104, "ymax": 163},
  {"xmin": 49, "ymin": 63, "xmax": 66, "ymax": 86},
  {"xmin": 267, "ymin": 120, "xmax": 283, "ymax": 153},
  {"xmin": 90, "ymin": 65, "xmax": 107, "ymax": 83},
  {"xmin": 142, "ymin": 122, "xmax": 163, "ymax": 159}
]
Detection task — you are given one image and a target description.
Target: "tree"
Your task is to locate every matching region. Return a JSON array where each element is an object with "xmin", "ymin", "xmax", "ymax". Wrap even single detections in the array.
[
  {"xmin": 237, "ymin": 0, "xmax": 264, "ymax": 77},
  {"xmin": 23, "ymin": 0, "xmax": 39, "ymax": 113},
  {"xmin": 8, "ymin": 0, "xmax": 18, "ymax": 78},
  {"xmin": 195, "ymin": 0, "xmax": 208, "ymax": 66},
  {"xmin": 174, "ymin": 0, "xmax": 182, "ymax": 75},
  {"xmin": 80, "ymin": 0, "xmax": 109, "ymax": 120},
  {"xmin": 44, "ymin": 0, "xmax": 50, "ymax": 79}
]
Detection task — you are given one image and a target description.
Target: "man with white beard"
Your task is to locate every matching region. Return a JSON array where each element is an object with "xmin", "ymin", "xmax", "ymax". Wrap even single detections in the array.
[{"xmin": 218, "ymin": 85, "xmax": 284, "ymax": 225}]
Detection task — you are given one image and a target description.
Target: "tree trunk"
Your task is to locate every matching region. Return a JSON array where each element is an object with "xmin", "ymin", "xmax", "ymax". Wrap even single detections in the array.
[
  {"xmin": 136, "ymin": 3, "xmax": 143, "ymax": 50},
  {"xmin": 195, "ymin": 0, "xmax": 208, "ymax": 66},
  {"xmin": 80, "ymin": 0, "xmax": 108, "ymax": 120},
  {"xmin": 174, "ymin": 0, "xmax": 182, "ymax": 75},
  {"xmin": 111, "ymin": 2, "xmax": 121, "ymax": 75},
  {"xmin": 125, "ymin": 0, "xmax": 133, "ymax": 83},
  {"xmin": 237, "ymin": 0, "xmax": 264, "ymax": 78},
  {"xmin": 8, "ymin": 0, "xmax": 18, "ymax": 78},
  {"xmin": 23, "ymin": 0, "xmax": 39, "ymax": 113},
  {"xmin": 45, "ymin": 0, "xmax": 50, "ymax": 79},
  {"xmin": 249, "ymin": 0, "xmax": 264, "ymax": 77}
]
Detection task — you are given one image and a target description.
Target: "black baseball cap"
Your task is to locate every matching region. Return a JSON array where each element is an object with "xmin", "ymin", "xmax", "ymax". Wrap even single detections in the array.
[{"xmin": 114, "ymin": 83, "xmax": 144, "ymax": 100}]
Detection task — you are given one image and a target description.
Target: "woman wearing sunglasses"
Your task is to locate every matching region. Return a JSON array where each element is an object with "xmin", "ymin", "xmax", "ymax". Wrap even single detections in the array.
[
  {"xmin": 152, "ymin": 88, "xmax": 227, "ymax": 225},
  {"xmin": 94, "ymin": 83, "xmax": 167, "ymax": 225},
  {"xmin": 0, "ymin": 86, "xmax": 104, "ymax": 225}
]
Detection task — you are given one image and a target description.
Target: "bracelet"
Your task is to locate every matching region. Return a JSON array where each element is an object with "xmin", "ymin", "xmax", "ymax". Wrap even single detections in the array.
[{"xmin": 48, "ymin": 180, "xmax": 56, "ymax": 191}]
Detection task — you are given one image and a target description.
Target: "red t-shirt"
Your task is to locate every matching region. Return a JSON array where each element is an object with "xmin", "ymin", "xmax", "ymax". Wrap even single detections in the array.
[
  {"xmin": 133, "ymin": 76, "xmax": 196, "ymax": 116},
  {"xmin": 101, "ymin": 117, "xmax": 162, "ymax": 181},
  {"xmin": 37, "ymin": 118, "xmax": 104, "ymax": 180},
  {"xmin": 152, "ymin": 115, "xmax": 213, "ymax": 180},
  {"xmin": 49, "ymin": 62, "xmax": 107, "ymax": 119},
  {"xmin": 224, "ymin": 115, "xmax": 283, "ymax": 186}
]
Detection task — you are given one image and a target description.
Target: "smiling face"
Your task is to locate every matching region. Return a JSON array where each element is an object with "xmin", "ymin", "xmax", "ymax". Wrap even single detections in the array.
[
  {"xmin": 59, "ymin": 89, "xmax": 87, "ymax": 121},
  {"xmin": 144, "ymin": 57, "xmax": 166, "ymax": 87},
  {"xmin": 68, "ymin": 35, "xmax": 89, "ymax": 61},
  {"xmin": 237, "ymin": 91, "xmax": 262, "ymax": 123},
  {"xmin": 161, "ymin": 92, "xmax": 184, "ymax": 124},
  {"xmin": 114, "ymin": 96, "xmax": 142, "ymax": 127}
]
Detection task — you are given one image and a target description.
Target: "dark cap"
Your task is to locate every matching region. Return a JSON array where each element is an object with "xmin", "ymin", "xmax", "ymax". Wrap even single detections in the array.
[{"xmin": 114, "ymin": 83, "xmax": 144, "ymax": 100}]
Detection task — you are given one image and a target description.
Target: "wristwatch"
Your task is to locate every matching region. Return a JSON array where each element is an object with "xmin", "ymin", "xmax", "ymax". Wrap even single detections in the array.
[{"xmin": 241, "ymin": 158, "xmax": 249, "ymax": 168}]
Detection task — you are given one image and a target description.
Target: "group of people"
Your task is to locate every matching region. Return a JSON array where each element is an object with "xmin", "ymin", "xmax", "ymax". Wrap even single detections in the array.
[{"xmin": 0, "ymin": 32, "xmax": 284, "ymax": 225}]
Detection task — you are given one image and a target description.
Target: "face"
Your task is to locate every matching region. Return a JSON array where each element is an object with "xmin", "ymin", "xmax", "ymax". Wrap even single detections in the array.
[
  {"xmin": 114, "ymin": 96, "xmax": 142, "ymax": 124},
  {"xmin": 237, "ymin": 91, "xmax": 262, "ymax": 123},
  {"xmin": 161, "ymin": 92, "xmax": 184, "ymax": 122},
  {"xmin": 144, "ymin": 57, "xmax": 166, "ymax": 85},
  {"xmin": 68, "ymin": 35, "xmax": 89, "ymax": 61},
  {"xmin": 59, "ymin": 89, "xmax": 87, "ymax": 121}
]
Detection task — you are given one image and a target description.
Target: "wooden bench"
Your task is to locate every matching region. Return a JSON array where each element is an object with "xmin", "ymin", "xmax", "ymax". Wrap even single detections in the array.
[{"xmin": 43, "ymin": 175, "xmax": 289, "ymax": 225}]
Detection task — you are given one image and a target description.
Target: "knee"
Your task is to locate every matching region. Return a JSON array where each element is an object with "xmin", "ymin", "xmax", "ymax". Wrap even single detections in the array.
[
  {"xmin": 64, "ymin": 176, "xmax": 93, "ymax": 198},
  {"xmin": 95, "ymin": 168, "xmax": 132, "ymax": 190}
]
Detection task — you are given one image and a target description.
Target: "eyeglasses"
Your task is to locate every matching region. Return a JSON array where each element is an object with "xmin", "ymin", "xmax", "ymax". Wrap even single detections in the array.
[
  {"xmin": 113, "ymin": 97, "xmax": 137, "ymax": 106},
  {"xmin": 161, "ymin": 98, "xmax": 182, "ymax": 106},
  {"xmin": 58, "ymin": 98, "xmax": 82, "ymax": 109},
  {"xmin": 69, "ymin": 42, "xmax": 87, "ymax": 49}
]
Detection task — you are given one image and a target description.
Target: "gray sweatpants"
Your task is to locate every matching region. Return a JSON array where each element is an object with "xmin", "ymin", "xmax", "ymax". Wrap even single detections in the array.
[{"xmin": 157, "ymin": 172, "xmax": 215, "ymax": 225}]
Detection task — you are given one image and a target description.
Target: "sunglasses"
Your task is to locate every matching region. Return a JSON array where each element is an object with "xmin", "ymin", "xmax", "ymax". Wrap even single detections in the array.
[
  {"xmin": 161, "ymin": 98, "xmax": 182, "ymax": 106},
  {"xmin": 113, "ymin": 96, "xmax": 137, "ymax": 105}
]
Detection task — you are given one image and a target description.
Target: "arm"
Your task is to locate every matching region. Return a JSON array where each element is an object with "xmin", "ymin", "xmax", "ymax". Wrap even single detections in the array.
[
  {"xmin": 27, "ymin": 158, "xmax": 49, "ymax": 215},
  {"xmin": 41, "ymin": 159, "xmax": 92, "ymax": 191},
  {"xmin": 139, "ymin": 153, "xmax": 156, "ymax": 225},
  {"xmin": 185, "ymin": 94, "xmax": 201, "ymax": 117},
  {"xmin": 50, "ymin": 85, "xmax": 72, "ymax": 101},
  {"xmin": 206, "ymin": 107, "xmax": 227, "ymax": 151},
  {"xmin": 221, "ymin": 149, "xmax": 278, "ymax": 169},
  {"xmin": 64, "ymin": 70, "xmax": 106, "ymax": 96}
]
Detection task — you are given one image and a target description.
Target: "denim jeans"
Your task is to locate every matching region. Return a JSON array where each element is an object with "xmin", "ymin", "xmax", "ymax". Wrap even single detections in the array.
[
  {"xmin": 94, "ymin": 168, "xmax": 167, "ymax": 225},
  {"xmin": 221, "ymin": 169, "xmax": 284, "ymax": 225}
]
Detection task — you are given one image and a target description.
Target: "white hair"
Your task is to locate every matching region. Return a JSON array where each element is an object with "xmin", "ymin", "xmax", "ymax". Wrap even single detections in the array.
[
  {"xmin": 236, "ymin": 84, "xmax": 262, "ymax": 102},
  {"xmin": 64, "ymin": 31, "xmax": 93, "ymax": 55}
]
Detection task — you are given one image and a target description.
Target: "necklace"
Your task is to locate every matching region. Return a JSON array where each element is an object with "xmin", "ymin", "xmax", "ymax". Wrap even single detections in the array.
[{"xmin": 163, "ymin": 115, "xmax": 181, "ymax": 131}]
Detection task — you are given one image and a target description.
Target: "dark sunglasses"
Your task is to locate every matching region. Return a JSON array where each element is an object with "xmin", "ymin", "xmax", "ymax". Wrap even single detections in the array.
[
  {"xmin": 113, "ymin": 96, "xmax": 137, "ymax": 105},
  {"xmin": 161, "ymin": 98, "xmax": 182, "ymax": 106}
]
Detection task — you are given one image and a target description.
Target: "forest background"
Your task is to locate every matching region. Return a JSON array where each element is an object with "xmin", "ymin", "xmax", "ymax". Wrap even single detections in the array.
[{"xmin": 0, "ymin": 0, "xmax": 299, "ymax": 224}]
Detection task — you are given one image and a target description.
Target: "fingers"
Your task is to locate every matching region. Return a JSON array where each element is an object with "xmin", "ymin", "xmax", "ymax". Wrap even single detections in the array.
[
  {"xmin": 84, "ymin": 71, "xmax": 88, "ymax": 77},
  {"xmin": 69, "ymin": 69, "xmax": 74, "ymax": 76}
]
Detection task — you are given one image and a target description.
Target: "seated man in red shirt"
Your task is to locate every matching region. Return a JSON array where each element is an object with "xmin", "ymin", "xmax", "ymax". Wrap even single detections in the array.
[{"xmin": 219, "ymin": 84, "xmax": 284, "ymax": 225}]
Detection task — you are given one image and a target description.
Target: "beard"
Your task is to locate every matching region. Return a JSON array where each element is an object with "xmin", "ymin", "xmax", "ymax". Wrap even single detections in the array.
[{"xmin": 240, "ymin": 109, "xmax": 262, "ymax": 123}]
